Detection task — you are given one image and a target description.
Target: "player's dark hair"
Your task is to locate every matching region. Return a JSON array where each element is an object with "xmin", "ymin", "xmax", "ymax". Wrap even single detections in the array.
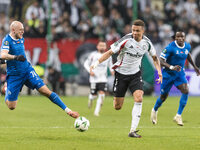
[
  {"xmin": 176, "ymin": 29, "xmax": 184, "ymax": 33},
  {"xmin": 133, "ymin": 19, "xmax": 145, "ymax": 27}
]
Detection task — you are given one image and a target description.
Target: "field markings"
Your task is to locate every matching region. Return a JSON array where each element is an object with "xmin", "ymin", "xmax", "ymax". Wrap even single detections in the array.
[{"xmin": 0, "ymin": 126, "xmax": 199, "ymax": 129}]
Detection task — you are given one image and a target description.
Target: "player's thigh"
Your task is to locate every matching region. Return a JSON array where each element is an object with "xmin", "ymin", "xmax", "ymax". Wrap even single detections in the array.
[
  {"xmin": 6, "ymin": 75, "xmax": 23, "ymax": 101},
  {"xmin": 129, "ymin": 71, "xmax": 143, "ymax": 97},
  {"xmin": 160, "ymin": 76, "xmax": 174, "ymax": 95},
  {"xmin": 175, "ymin": 76, "xmax": 188, "ymax": 94},
  {"xmin": 25, "ymin": 69, "xmax": 45, "ymax": 90},
  {"xmin": 113, "ymin": 72, "xmax": 129, "ymax": 97}
]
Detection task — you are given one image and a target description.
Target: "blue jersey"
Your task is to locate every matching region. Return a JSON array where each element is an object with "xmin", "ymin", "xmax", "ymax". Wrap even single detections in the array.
[
  {"xmin": 160, "ymin": 41, "xmax": 191, "ymax": 76},
  {"xmin": 0, "ymin": 34, "xmax": 31, "ymax": 75}
]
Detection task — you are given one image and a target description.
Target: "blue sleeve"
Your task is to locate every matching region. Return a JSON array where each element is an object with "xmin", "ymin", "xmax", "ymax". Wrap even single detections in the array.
[
  {"xmin": 160, "ymin": 44, "xmax": 172, "ymax": 60},
  {"xmin": 0, "ymin": 37, "xmax": 10, "ymax": 51}
]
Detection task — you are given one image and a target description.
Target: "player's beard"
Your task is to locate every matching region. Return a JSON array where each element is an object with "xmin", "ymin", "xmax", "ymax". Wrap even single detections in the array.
[
  {"xmin": 99, "ymin": 49, "xmax": 105, "ymax": 53},
  {"xmin": 15, "ymin": 33, "xmax": 22, "ymax": 39}
]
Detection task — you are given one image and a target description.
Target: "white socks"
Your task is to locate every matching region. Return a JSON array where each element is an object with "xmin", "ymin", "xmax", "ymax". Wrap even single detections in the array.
[
  {"xmin": 130, "ymin": 102, "xmax": 142, "ymax": 132},
  {"xmin": 94, "ymin": 94, "xmax": 105, "ymax": 116}
]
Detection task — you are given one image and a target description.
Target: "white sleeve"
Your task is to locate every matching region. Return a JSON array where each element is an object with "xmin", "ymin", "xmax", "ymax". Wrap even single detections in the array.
[
  {"xmin": 108, "ymin": 57, "xmax": 114, "ymax": 72},
  {"xmin": 110, "ymin": 38, "xmax": 128, "ymax": 53},
  {"xmin": 84, "ymin": 53, "xmax": 93, "ymax": 73},
  {"xmin": 148, "ymin": 41, "xmax": 156, "ymax": 56}
]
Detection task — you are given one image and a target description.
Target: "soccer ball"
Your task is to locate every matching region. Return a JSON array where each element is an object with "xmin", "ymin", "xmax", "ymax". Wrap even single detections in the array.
[{"xmin": 74, "ymin": 116, "xmax": 90, "ymax": 132}]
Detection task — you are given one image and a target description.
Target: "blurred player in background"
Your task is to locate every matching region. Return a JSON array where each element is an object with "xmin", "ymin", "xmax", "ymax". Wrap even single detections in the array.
[
  {"xmin": 91, "ymin": 19, "xmax": 162, "ymax": 138},
  {"xmin": 0, "ymin": 21, "xmax": 79, "ymax": 119},
  {"xmin": 151, "ymin": 30, "xmax": 200, "ymax": 126},
  {"xmin": 84, "ymin": 41, "xmax": 114, "ymax": 116}
]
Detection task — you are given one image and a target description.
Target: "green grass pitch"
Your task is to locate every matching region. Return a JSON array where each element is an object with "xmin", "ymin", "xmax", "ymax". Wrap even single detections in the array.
[{"xmin": 0, "ymin": 95, "xmax": 200, "ymax": 150}]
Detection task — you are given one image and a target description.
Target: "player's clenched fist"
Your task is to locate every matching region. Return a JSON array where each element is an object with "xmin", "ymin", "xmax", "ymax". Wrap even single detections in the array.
[{"xmin": 14, "ymin": 55, "xmax": 26, "ymax": 61}]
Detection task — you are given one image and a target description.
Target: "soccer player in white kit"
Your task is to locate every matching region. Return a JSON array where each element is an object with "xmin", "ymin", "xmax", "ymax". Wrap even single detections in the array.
[
  {"xmin": 91, "ymin": 19, "xmax": 162, "ymax": 138},
  {"xmin": 84, "ymin": 41, "xmax": 114, "ymax": 116}
]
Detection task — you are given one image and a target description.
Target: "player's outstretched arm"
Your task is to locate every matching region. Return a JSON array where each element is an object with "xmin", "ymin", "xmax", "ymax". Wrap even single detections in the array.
[
  {"xmin": 1, "ymin": 50, "xmax": 26, "ymax": 61},
  {"xmin": 90, "ymin": 49, "xmax": 113, "ymax": 70},
  {"xmin": 152, "ymin": 55, "xmax": 162, "ymax": 83},
  {"xmin": 187, "ymin": 53, "xmax": 200, "ymax": 76}
]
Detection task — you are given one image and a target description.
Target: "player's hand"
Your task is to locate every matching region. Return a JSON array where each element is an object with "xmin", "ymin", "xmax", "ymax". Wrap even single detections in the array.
[
  {"xmin": 90, "ymin": 69, "xmax": 95, "ymax": 76},
  {"xmin": 173, "ymin": 65, "xmax": 182, "ymax": 72},
  {"xmin": 90, "ymin": 67, "xmax": 95, "ymax": 76},
  {"xmin": 67, "ymin": 111, "xmax": 79, "ymax": 118},
  {"xmin": 156, "ymin": 73, "xmax": 162, "ymax": 84},
  {"xmin": 194, "ymin": 66, "xmax": 200, "ymax": 76},
  {"xmin": 14, "ymin": 55, "xmax": 26, "ymax": 61}
]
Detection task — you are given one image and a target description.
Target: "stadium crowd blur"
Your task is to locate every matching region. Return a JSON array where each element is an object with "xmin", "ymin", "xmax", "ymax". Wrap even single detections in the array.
[
  {"xmin": 1, "ymin": 0, "xmax": 200, "ymax": 94},
  {"xmin": 0, "ymin": 0, "xmax": 200, "ymax": 47}
]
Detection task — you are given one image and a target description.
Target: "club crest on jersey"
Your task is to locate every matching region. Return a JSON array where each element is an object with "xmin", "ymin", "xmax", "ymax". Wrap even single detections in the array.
[
  {"xmin": 185, "ymin": 49, "xmax": 189, "ymax": 55},
  {"xmin": 142, "ymin": 45, "xmax": 147, "ymax": 50},
  {"xmin": 4, "ymin": 41, "xmax": 9, "ymax": 45},
  {"xmin": 176, "ymin": 50, "xmax": 179, "ymax": 54}
]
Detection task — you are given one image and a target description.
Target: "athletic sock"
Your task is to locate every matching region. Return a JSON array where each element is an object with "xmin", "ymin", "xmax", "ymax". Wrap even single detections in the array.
[
  {"xmin": 154, "ymin": 97, "xmax": 163, "ymax": 111},
  {"xmin": 49, "ymin": 92, "xmax": 66, "ymax": 110},
  {"xmin": 130, "ymin": 102, "xmax": 142, "ymax": 132},
  {"xmin": 177, "ymin": 93, "xmax": 188, "ymax": 115},
  {"xmin": 94, "ymin": 94, "xmax": 105, "ymax": 115}
]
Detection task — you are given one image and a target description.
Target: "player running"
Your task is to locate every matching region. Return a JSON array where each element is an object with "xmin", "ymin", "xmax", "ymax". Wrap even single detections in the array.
[
  {"xmin": 151, "ymin": 30, "xmax": 200, "ymax": 126},
  {"xmin": 0, "ymin": 21, "xmax": 79, "ymax": 119},
  {"xmin": 91, "ymin": 19, "xmax": 162, "ymax": 138},
  {"xmin": 84, "ymin": 41, "xmax": 114, "ymax": 116}
]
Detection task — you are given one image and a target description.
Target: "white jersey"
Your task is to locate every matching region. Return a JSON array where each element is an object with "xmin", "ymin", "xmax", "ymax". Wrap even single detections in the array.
[
  {"xmin": 84, "ymin": 51, "xmax": 113, "ymax": 83},
  {"xmin": 110, "ymin": 33, "xmax": 156, "ymax": 75}
]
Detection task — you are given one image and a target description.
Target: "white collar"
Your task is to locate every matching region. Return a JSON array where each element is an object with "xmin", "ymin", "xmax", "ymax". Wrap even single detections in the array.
[
  {"xmin": 9, "ymin": 34, "xmax": 20, "ymax": 41},
  {"xmin": 175, "ymin": 40, "xmax": 185, "ymax": 49}
]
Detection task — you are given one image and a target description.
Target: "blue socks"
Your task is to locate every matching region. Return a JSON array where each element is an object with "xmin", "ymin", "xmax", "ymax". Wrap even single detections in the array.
[
  {"xmin": 177, "ymin": 93, "xmax": 188, "ymax": 115},
  {"xmin": 49, "ymin": 92, "xmax": 67, "ymax": 110},
  {"xmin": 154, "ymin": 97, "xmax": 163, "ymax": 111}
]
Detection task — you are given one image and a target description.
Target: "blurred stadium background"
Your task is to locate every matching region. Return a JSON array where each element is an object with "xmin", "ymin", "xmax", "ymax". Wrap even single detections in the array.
[{"xmin": 0, "ymin": 0, "xmax": 200, "ymax": 96}]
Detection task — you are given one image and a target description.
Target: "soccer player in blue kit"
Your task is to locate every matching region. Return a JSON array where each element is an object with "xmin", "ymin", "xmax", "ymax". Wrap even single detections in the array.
[
  {"xmin": 151, "ymin": 31, "xmax": 200, "ymax": 126},
  {"xmin": 0, "ymin": 21, "xmax": 79, "ymax": 119}
]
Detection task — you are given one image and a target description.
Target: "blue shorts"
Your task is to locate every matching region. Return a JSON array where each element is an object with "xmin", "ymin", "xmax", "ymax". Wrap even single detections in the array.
[
  {"xmin": 5, "ymin": 67, "xmax": 45, "ymax": 101},
  {"xmin": 160, "ymin": 71, "xmax": 188, "ymax": 95}
]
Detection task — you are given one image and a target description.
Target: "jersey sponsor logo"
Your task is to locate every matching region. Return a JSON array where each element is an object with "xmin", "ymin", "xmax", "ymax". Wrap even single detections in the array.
[
  {"xmin": 126, "ymin": 52, "xmax": 142, "ymax": 58},
  {"xmin": 176, "ymin": 50, "xmax": 179, "ymax": 54},
  {"xmin": 4, "ymin": 41, "xmax": 9, "ymax": 46}
]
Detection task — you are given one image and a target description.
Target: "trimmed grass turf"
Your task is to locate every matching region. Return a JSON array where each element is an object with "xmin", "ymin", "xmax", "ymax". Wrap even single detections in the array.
[{"xmin": 0, "ymin": 95, "xmax": 200, "ymax": 150}]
